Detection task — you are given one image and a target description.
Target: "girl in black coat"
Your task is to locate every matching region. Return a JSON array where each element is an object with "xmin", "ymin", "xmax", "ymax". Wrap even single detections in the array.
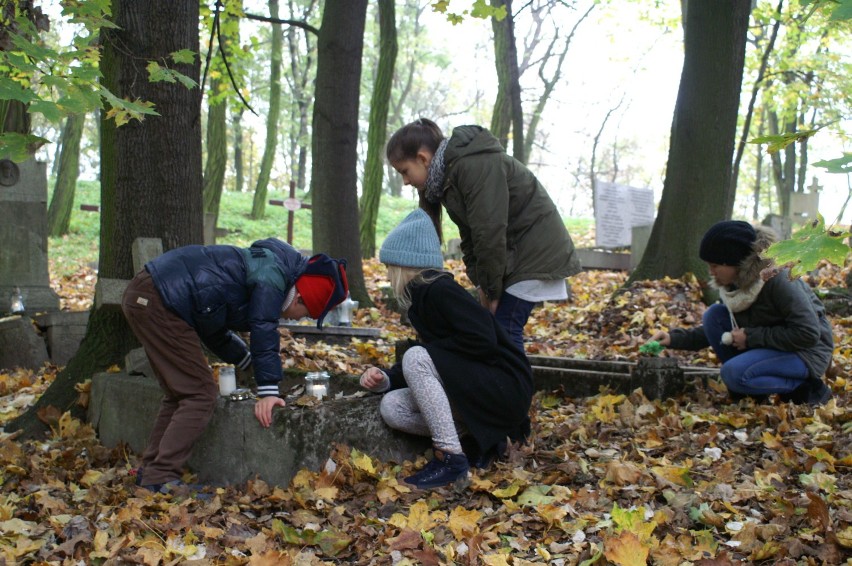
[{"xmin": 360, "ymin": 209, "xmax": 533, "ymax": 489}]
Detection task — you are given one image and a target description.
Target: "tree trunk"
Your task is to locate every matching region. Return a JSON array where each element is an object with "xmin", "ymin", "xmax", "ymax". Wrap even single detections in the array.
[
  {"xmin": 359, "ymin": 0, "xmax": 397, "ymax": 260},
  {"xmin": 490, "ymin": 0, "xmax": 523, "ymax": 157},
  {"xmin": 8, "ymin": 0, "xmax": 202, "ymax": 439},
  {"xmin": 203, "ymin": 77, "xmax": 228, "ymax": 219},
  {"xmin": 251, "ymin": 0, "xmax": 284, "ymax": 219},
  {"xmin": 285, "ymin": 0, "xmax": 317, "ymax": 195},
  {"xmin": 311, "ymin": 0, "xmax": 368, "ymax": 302},
  {"xmin": 47, "ymin": 113, "xmax": 85, "ymax": 237},
  {"xmin": 233, "ymin": 107, "xmax": 245, "ymax": 192},
  {"xmin": 767, "ymin": 110, "xmax": 796, "ymax": 217},
  {"xmin": 629, "ymin": 0, "xmax": 751, "ymax": 290}
]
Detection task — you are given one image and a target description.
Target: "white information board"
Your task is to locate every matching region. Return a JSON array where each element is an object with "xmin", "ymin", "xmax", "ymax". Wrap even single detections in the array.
[{"xmin": 594, "ymin": 181, "xmax": 656, "ymax": 248}]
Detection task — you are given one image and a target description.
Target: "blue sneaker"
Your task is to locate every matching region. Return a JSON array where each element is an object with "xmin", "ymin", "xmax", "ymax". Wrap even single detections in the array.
[
  {"xmin": 140, "ymin": 479, "xmax": 212, "ymax": 500},
  {"xmin": 404, "ymin": 449, "xmax": 470, "ymax": 489}
]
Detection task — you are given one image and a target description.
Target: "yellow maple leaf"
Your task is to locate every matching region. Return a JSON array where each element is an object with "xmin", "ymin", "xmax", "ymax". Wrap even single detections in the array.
[
  {"xmin": 536, "ymin": 503, "xmax": 569, "ymax": 528},
  {"xmin": 589, "ymin": 394, "xmax": 626, "ymax": 424},
  {"xmin": 197, "ymin": 525, "xmax": 225, "ymax": 540},
  {"xmin": 57, "ymin": 412, "xmax": 81, "ymax": 439},
  {"xmin": 835, "ymin": 526, "xmax": 852, "ymax": 548},
  {"xmin": 350, "ymin": 448, "xmax": 377, "ymax": 475},
  {"xmin": 760, "ymin": 430, "xmax": 783, "ymax": 449},
  {"xmin": 491, "ymin": 481, "xmax": 522, "ymax": 499},
  {"xmin": 391, "ymin": 500, "xmax": 444, "ymax": 532},
  {"xmin": 801, "ymin": 446, "xmax": 836, "ymax": 470},
  {"xmin": 604, "ymin": 531, "xmax": 649, "ymax": 566},
  {"xmin": 482, "ymin": 553, "xmax": 512, "ymax": 566},
  {"xmin": 448, "ymin": 506, "xmax": 481, "ymax": 540},
  {"xmin": 79, "ymin": 469, "xmax": 102, "ymax": 487},
  {"xmin": 651, "ymin": 465, "xmax": 693, "ymax": 487},
  {"xmin": 291, "ymin": 469, "xmax": 313, "ymax": 489},
  {"xmin": 89, "ymin": 529, "xmax": 110, "ymax": 559},
  {"xmin": 314, "ymin": 485, "xmax": 338, "ymax": 502}
]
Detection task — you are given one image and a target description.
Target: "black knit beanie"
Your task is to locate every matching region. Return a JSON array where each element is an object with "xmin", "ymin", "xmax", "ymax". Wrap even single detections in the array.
[{"xmin": 699, "ymin": 220, "xmax": 756, "ymax": 266}]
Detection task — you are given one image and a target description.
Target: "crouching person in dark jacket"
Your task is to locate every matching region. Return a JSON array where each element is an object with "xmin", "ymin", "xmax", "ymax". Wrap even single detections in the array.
[
  {"xmin": 121, "ymin": 238, "xmax": 348, "ymax": 494},
  {"xmin": 359, "ymin": 210, "xmax": 533, "ymax": 490}
]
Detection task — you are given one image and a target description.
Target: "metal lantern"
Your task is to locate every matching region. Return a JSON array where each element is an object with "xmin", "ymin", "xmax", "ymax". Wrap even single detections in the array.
[
  {"xmin": 9, "ymin": 287, "xmax": 25, "ymax": 315},
  {"xmin": 335, "ymin": 293, "xmax": 359, "ymax": 327}
]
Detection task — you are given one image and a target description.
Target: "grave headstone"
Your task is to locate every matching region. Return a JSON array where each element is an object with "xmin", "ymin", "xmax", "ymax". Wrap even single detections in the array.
[
  {"xmin": 0, "ymin": 315, "xmax": 49, "ymax": 371},
  {"xmin": 445, "ymin": 238, "xmax": 462, "ymax": 260},
  {"xmin": 630, "ymin": 224, "xmax": 653, "ymax": 270},
  {"xmin": 0, "ymin": 158, "xmax": 59, "ymax": 314},
  {"xmin": 762, "ymin": 214, "xmax": 791, "ymax": 240},
  {"xmin": 594, "ymin": 181, "xmax": 655, "ymax": 249},
  {"xmin": 31, "ymin": 311, "xmax": 89, "ymax": 366}
]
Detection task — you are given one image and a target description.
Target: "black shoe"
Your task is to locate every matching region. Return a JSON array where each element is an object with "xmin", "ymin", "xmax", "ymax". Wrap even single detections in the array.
[
  {"xmin": 779, "ymin": 379, "xmax": 832, "ymax": 406},
  {"xmin": 404, "ymin": 449, "xmax": 470, "ymax": 489},
  {"xmin": 470, "ymin": 440, "xmax": 508, "ymax": 469}
]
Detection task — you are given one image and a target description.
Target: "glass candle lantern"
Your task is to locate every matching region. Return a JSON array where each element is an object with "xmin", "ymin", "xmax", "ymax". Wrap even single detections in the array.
[{"xmin": 305, "ymin": 371, "xmax": 330, "ymax": 400}]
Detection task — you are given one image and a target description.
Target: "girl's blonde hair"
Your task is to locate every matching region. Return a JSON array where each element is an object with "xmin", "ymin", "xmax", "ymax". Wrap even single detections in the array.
[{"xmin": 387, "ymin": 264, "xmax": 444, "ymax": 311}]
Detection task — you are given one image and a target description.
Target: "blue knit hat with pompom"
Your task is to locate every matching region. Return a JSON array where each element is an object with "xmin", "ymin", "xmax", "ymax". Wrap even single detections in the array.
[{"xmin": 379, "ymin": 209, "xmax": 444, "ymax": 269}]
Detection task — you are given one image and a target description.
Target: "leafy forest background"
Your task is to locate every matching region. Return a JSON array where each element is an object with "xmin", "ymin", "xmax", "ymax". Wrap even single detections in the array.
[
  {"xmin": 0, "ymin": 2, "xmax": 852, "ymax": 563},
  {"xmin": 1, "ymin": 0, "xmax": 851, "ymax": 437}
]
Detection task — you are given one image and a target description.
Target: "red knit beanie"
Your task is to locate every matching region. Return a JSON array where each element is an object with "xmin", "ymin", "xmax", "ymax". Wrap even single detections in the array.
[{"xmin": 295, "ymin": 254, "xmax": 348, "ymax": 328}]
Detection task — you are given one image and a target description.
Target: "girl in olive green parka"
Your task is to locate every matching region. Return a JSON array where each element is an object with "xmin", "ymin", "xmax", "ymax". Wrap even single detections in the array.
[{"xmin": 386, "ymin": 118, "xmax": 581, "ymax": 351}]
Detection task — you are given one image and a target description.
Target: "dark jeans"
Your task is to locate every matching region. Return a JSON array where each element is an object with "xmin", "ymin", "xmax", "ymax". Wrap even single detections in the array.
[
  {"xmin": 702, "ymin": 303, "xmax": 808, "ymax": 395},
  {"xmin": 494, "ymin": 292, "xmax": 536, "ymax": 353}
]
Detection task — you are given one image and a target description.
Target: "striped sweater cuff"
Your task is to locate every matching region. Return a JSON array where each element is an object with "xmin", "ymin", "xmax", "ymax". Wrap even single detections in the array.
[{"xmin": 256, "ymin": 385, "xmax": 280, "ymax": 398}]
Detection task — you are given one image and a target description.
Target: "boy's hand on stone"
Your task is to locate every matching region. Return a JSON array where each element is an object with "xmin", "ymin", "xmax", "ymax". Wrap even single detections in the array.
[{"xmin": 254, "ymin": 396, "xmax": 285, "ymax": 428}]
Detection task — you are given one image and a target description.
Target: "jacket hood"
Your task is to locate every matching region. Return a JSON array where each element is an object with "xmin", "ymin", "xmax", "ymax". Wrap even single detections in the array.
[
  {"xmin": 250, "ymin": 238, "xmax": 308, "ymax": 279},
  {"xmin": 444, "ymin": 125, "xmax": 505, "ymax": 162}
]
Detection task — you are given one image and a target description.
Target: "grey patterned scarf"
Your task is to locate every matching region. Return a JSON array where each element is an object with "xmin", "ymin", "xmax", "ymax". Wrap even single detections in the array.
[{"xmin": 424, "ymin": 139, "xmax": 448, "ymax": 204}]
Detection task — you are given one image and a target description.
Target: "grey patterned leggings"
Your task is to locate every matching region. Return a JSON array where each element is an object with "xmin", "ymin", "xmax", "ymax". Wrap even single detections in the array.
[{"xmin": 379, "ymin": 346, "xmax": 464, "ymax": 454}]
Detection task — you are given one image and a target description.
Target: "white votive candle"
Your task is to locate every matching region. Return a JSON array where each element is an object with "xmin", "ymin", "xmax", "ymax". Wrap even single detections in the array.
[{"xmin": 218, "ymin": 367, "xmax": 236, "ymax": 396}]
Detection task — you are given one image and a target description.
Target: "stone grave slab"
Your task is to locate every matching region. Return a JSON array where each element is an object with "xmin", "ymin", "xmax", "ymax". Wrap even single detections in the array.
[
  {"xmin": 88, "ymin": 372, "xmax": 430, "ymax": 487},
  {"xmin": 280, "ymin": 322, "xmax": 381, "ymax": 346},
  {"xmin": 31, "ymin": 311, "xmax": 89, "ymax": 366},
  {"xmin": 0, "ymin": 159, "xmax": 59, "ymax": 314}
]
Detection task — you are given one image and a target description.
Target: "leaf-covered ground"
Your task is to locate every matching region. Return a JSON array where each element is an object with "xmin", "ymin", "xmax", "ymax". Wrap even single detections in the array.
[{"xmin": 1, "ymin": 255, "xmax": 850, "ymax": 565}]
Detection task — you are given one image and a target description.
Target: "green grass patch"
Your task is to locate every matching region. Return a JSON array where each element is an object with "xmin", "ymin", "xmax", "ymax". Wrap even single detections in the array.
[{"xmin": 47, "ymin": 180, "xmax": 589, "ymax": 278}]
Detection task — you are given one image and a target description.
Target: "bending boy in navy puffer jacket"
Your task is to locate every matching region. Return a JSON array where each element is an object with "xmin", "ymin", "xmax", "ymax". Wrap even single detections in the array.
[{"xmin": 122, "ymin": 237, "xmax": 347, "ymax": 493}]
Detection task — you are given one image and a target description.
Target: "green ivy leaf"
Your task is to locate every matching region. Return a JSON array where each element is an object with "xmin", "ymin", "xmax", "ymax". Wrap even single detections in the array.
[
  {"xmin": 315, "ymin": 530, "xmax": 353, "ymax": 557},
  {"xmin": 764, "ymin": 215, "xmax": 851, "ymax": 277},
  {"xmin": 170, "ymin": 49, "xmax": 196, "ymax": 65},
  {"xmin": 749, "ymin": 130, "xmax": 818, "ymax": 153},
  {"xmin": 0, "ymin": 132, "xmax": 49, "ymax": 162},
  {"xmin": 812, "ymin": 153, "xmax": 852, "ymax": 174},
  {"xmin": 270, "ymin": 518, "xmax": 308, "ymax": 544}
]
